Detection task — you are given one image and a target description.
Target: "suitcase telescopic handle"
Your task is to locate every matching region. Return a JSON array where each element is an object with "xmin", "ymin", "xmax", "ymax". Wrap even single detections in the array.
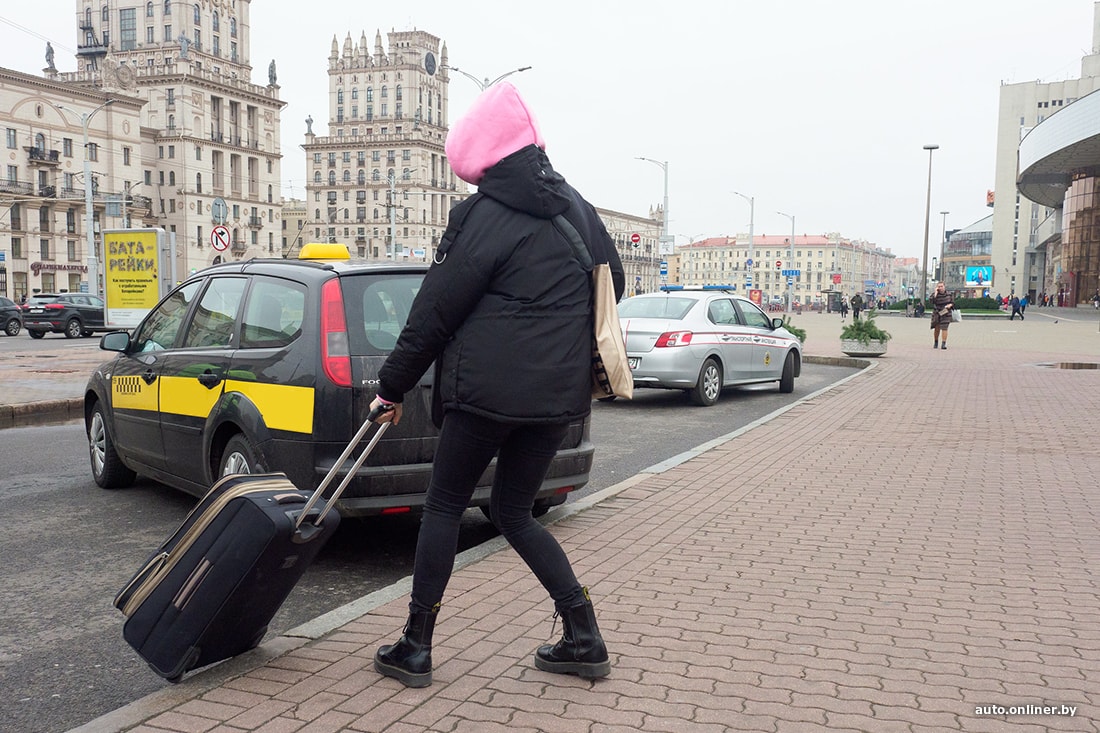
[{"xmin": 295, "ymin": 403, "xmax": 395, "ymax": 529}]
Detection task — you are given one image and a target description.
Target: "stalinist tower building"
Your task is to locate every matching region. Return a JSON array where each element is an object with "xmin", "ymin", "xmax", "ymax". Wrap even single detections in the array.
[{"xmin": 301, "ymin": 29, "xmax": 468, "ymax": 261}]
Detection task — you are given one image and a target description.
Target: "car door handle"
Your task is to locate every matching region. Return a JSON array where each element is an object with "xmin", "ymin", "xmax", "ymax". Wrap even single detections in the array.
[
  {"xmin": 197, "ymin": 370, "xmax": 222, "ymax": 389},
  {"xmin": 141, "ymin": 369, "xmax": 157, "ymax": 385}
]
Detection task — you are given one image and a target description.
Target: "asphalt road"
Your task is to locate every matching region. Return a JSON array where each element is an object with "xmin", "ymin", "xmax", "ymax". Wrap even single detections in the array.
[{"xmin": 0, "ymin": 360, "xmax": 858, "ymax": 733}]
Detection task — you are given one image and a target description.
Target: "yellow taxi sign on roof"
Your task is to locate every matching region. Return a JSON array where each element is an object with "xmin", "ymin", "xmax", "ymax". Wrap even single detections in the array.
[{"xmin": 298, "ymin": 242, "xmax": 350, "ymax": 260}]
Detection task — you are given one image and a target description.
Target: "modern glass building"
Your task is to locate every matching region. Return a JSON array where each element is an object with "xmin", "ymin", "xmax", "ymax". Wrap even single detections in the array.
[{"xmin": 1018, "ymin": 87, "xmax": 1100, "ymax": 305}]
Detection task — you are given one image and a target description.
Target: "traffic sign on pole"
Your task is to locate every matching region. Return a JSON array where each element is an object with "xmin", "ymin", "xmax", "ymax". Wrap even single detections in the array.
[{"xmin": 211, "ymin": 225, "xmax": 230, "ymax": 251}]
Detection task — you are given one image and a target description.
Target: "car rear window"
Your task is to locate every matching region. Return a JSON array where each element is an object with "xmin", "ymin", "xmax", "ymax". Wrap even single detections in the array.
[
  {"xmin": 617, "ymin": 296, "xmax": 696, "ymax": 320},
  {"xmin": 340, "ymin": 272, "xmax": 423, "ymax": 356}
]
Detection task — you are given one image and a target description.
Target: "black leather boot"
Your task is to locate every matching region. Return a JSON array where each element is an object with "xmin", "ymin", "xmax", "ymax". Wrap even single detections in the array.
[
  {"xmin": 534, "ymin": 588, "xmax": 610, "ymax": 679},
  {"xmin": 374, "ymin": 605, "xmax": 439, "ymax": 688}
]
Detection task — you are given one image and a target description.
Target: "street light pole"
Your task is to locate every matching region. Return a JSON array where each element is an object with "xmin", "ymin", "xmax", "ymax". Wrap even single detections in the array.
[
  {"xmin": 637, "ymin": 157, "xmax": 671, "ymax": 256},
  {"xmin": 778, "ymin": 211, "xmax": 795, "ymax": 314},
  {"xmin": 57, "ymin": 99, "xmax": 114, "ymax": 297},
  {"xmin": 733, "ymin": 191, "xmax": 754, "ymax": 295},
  {"xmin": 920, "ymin": 144, "xmax": 939, "ymax": 301},
  {"xmin": 447, "ymin": 65, "xmax": 532, "ymax": 91},
  {"xmin": 939, "ymin": 210, "xmax": 950, "ymax": 284}
]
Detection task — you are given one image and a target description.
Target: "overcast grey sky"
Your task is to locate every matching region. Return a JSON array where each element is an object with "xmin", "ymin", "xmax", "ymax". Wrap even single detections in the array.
[{"xmin": 1, "ymin": 1, "xmax": 1095, "ymax": 259}]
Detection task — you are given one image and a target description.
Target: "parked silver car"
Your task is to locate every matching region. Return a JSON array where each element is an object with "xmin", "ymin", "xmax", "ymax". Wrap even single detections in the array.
[{"xmin": 617, "ymin": 286, "xmax": 802, "ymax": 406}]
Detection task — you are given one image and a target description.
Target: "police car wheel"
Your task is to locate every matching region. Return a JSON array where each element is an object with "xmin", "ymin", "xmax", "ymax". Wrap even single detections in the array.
[
  {"xmin": 220, "ymin": 434, "xmax": 264, "ymax": 477},
  {"xmin": 689, "ymin": 358, "xmax": 722, "ymax": 407},
  {"xmin": 779, "ymin": 352, "xmax": 796, "ymax": 394}
]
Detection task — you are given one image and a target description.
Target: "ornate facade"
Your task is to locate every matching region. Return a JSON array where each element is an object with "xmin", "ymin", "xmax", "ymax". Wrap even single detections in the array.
[{"xmin": 302, "ymin": 30, "xmax": 465, "ymax": 261}]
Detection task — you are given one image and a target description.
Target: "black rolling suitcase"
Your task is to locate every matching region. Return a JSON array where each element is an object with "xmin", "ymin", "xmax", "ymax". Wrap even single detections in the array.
[{"xmin": 114, "ymin": 408, "xmax": 391, "ymax": 682}]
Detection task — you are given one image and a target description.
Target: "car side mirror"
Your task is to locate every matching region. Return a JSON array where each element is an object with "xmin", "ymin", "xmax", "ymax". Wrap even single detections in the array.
[
  {"xmin": 771, "ymin": 317, "xmax": 785, "ymax": 329},
  {"xmin": 100, "ymin": 330, "xmax": 132, "ymax": 353}
]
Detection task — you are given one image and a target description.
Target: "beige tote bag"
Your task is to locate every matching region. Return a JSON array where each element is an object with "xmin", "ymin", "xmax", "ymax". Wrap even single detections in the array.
[{"xmin": 591, "ymin": 263, "xmax": 633, "ymax": 400}]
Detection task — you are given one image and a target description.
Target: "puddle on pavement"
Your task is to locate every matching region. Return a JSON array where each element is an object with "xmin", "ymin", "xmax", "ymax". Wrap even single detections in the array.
[{"xmin": 1035, "ymin": 362, "xmax": 1100, "ymax": 369}]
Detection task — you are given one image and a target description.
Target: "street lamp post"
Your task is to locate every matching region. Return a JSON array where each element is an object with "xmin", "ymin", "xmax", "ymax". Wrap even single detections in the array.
[
  {"xmin": 447, "ymin": 65, "xmax": 532, "ymax": 91},
  {"xmin": 920, "ymin": 144, "xmax": 939, "ymax": 301},
  {"xmin": 733, "ymin": 191, "xmax": 754, "ymax": 295},
  {"xmin": 57, "ymin": 99, "xmax": 115, "ymax": 297},
  {"xmin": 637, "ymin": 157, "xmax": 671, "ymax": 256},
  {"xmin": 777, "ymin": 211, "xmax": 795, "ymax": 313},
  {"xmin": 938, "ymin": 210, "xmax": 950, "ymax": 284}
]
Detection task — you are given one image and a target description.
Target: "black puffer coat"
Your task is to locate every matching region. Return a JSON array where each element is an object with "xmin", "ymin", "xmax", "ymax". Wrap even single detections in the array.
[{"xmin": 377, "ymin": 144, "xmax": 624, "ymax": 424}]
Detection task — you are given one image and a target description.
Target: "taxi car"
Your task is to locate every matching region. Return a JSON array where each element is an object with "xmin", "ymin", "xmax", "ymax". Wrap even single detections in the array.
[
  {"xmin": 617, "ymin": 285, "xmax": 802, "ymax": 406},
  {"xmin": 84, "ymin": 244, "xmax": 594, "ymax": 517}
]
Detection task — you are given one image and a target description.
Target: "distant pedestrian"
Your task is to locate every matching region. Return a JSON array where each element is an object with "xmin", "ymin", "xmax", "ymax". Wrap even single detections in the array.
[
  {"xmin": 850, "ymin": 292, "xmax": 864, "ymax": 320},
  {"xmin": 930, "ymin": 281, "xmax": 954, "ymax": 349},
  {"xmin": 839, "ymin": 298, "xmax": 848, "ymax": 320},
  {"xmin": 1010, "ymin": 295, "xmax": 1023, "ymax": 320},
  {"xmin": 1020, "ymin": 294, "xmax": 1029, "ymax": 315}
]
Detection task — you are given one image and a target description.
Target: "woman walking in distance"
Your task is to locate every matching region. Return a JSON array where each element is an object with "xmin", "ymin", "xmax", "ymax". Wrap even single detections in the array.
[
  {"xmin": 367, "ymin": 82, "xmax": 624, "ymax": 688},
  {"xmin": 930, "ymin": 281, "xmax": 955, "ymax": 350}
]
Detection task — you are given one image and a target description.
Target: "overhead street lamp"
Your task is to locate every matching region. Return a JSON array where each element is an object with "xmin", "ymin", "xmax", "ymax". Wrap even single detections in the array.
[
  {"xmin": 733, "ymin": 191, "xmax": 755, "ymax": 294},
  {"xmin": 447, "ymin": 65, "xmax": 532, "ymax": 91},
  {"xmin": 777, "ymin": 211, "xmax": 795, "ymax": 313},
  {"xmin": 56, "ymin": 98, "xmax": 115, "ymax": 297},
  {"xmin": 920, "ymin": 144, "xmax": 939, "ymax": 301},
  {"xmin": 637, "ymin": 157, "xmax": 671, "ymax": 256}
]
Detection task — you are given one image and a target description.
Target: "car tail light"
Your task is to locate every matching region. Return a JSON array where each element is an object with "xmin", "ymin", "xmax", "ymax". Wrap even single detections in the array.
[
  {"xmin": 44, "ymin": 304, "xmax": 65, "ymax": 310},
  {"xmin": 654, "ymin": 331, "xmax": 693, "ymax": 347},
  {"xmin": 320, "ymin": 279, "xmax": 352, "ymax": 387}
]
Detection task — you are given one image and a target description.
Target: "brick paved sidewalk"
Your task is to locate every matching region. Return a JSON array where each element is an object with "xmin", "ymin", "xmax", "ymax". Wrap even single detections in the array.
[{"xmin": 72, "ymin": 312, "xmax": 1100, "ymax": 732}]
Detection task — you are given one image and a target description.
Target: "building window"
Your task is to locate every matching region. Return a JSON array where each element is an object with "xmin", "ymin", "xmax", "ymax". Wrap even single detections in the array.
[
  {"xmin": 146, "ymin": 1, "xmax": 154, "ymax": 17},
  {"xmin": 167, "ymin": 144, "xmax": 175, "ymax": 158},
  {"xmin": 196, "ymin": 173, "xmax": 202, "ymax": 192},
  {"xmin": 123, "ymin": 147, "xmax": 131, "ymax": 165},
  {"xmin": 230, "ymin": 17, "xmax": 236, "ymax": 37},
  {"xmin": 40, "ymin": 238, "xmax": 51, "ymax": 260},
  {"xmin": 120, "ymin": 8, "xmax": 137, "ymax": 50},
  {"xmin": 147, "ymin": 26, "xmax": 155, "ymax": 43},
  {"xmin": 212, "ymin": 11, "xmax": 219, "ymax": 32},
  {"xmin": 5, "ymin": 129, "xmax": 16, "ymax": 149},
  {"xmin": 193, "ymin": 4, "xmax": 200, "ymax": 24},
  {"xmin": 11, "ymin": 237, "xmax": 22, "ymax": 258},
  {"xmin": 164, "ymin": 24, "xmax": 172, "ymax": 41},
  {"xmin": 164, "ymin": 0, "xmax": 170, "ymax": 14},
  {"xmin": 102, "ymin": 5, "xmax": 109, "ymax": 22},
  {"xmin": 88, "ymin": 143, "xmax": 99, "ymax": 162}
]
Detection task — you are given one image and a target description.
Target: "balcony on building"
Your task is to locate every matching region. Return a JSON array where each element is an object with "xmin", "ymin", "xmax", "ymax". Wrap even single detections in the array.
[
  {"xmin": 38, "ymin": 185, "xmax": 57, "ymax": 198},
  {"xmin": 27, "ymin": 148, "xmax": 61, "ymax": 166},
  {"xmin": 231, "ymin": 240, "xmax": 247, "ymax": 253},
  {"xmin": 247, "ymin": 215, "xmax": 262, "ymax": 228},
  {"xmin": 1, "ymin": 179, "xmax": 34, "ymax": 197}
]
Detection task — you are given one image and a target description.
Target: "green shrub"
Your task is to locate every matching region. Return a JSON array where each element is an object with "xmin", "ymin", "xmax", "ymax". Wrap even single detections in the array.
[
  {"xmin": 779, "ymin": 315, "xmax": 806, "ymax": 344},
  {"xmin": 840, "ymin": 311, "xmax": 892, "ymax": 344}
]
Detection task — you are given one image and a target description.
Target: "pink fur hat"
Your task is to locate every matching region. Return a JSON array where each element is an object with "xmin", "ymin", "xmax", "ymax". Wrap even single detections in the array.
[{"xmin": 445, "ymin": 81, "xmax": 545, "ymax": 185}]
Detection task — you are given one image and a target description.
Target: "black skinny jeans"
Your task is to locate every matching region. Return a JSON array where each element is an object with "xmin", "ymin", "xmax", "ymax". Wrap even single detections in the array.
[{"xmin": 409, "ymin": 410, "xmax": 586, "ymax": 613}]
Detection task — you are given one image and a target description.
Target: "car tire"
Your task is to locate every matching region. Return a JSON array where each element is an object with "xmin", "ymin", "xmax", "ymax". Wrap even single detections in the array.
[
  {"xmin": 219, "ymin": 433, "xmax": 264, "ymax": 478},
  {"xmin": 3, "ymin": 317, "xmax": 19, "ymax": 337},
  {"xmin": 779, "ymin": 352, "xmax": 796, "ymax": 394},
  {"xmin": 28, "ymin": 329, "xmax": 45, "ymax": 339},
  {"xmin": 89, "ymin": 403, "xmax": 137, "ymax": 489},
  {"xmin": 689, "ymin": 357, "xmax": 722, "ymax": 406},
  {"xmin": 65, "ymin": 318, "xmax": 83, "ymax": 339},
  {"xmin": 81, "ymin": 330, "xmax": 94, "ymax": 338}
]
